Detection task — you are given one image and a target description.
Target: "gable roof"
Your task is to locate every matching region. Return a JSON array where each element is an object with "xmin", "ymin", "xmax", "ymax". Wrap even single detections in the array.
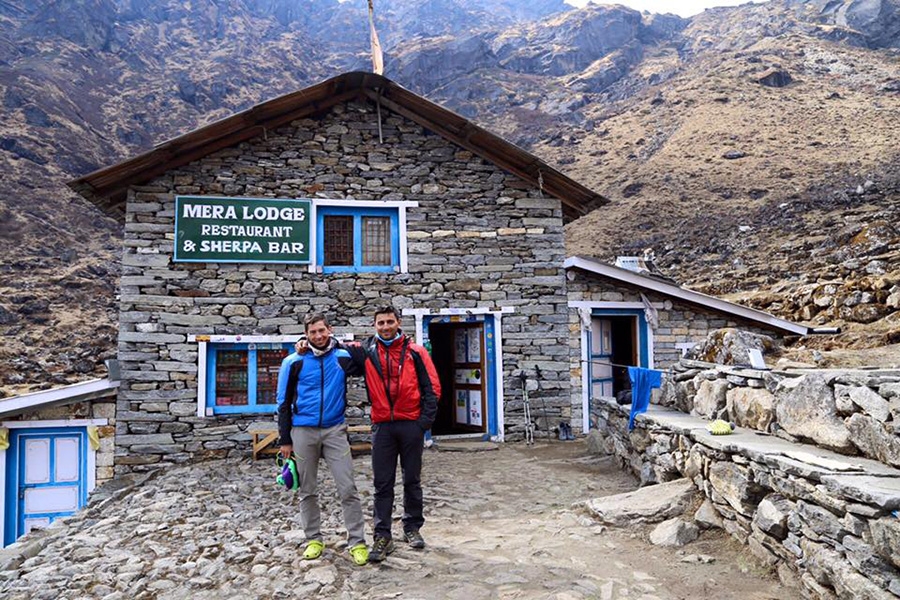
[
  {"xmin": 68, "ymin": 71, "xmax": 607, "ymax": 221},
  {"xmin": 564, "ymin": 255, "xmax": 810, "ymax": 336}
]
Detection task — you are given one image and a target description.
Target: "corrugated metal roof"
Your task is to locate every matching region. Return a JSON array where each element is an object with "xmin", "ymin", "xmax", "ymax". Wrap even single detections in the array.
[
  {"xmin": 68, "ymin": 71, "xmax": 607, "ymax": 221},
  {"xmin": 564, "ymin": 255, "xmax": 810, "ymax": 336}
]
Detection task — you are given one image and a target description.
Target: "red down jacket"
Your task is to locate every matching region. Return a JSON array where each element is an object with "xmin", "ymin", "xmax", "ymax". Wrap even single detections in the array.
[{"xmin": 349, "ymin": 334, "xmax": 441, "ymax": 426}]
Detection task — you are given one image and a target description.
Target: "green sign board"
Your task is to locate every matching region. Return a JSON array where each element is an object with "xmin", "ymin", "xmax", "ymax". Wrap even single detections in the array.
[{"xmin": 174, "ymin": 196, "xmax": 311, "ymax": 264}]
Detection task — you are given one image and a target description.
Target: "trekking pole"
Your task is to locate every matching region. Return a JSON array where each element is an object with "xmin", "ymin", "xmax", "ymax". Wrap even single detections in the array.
[
  {"xmin": 519, "ymin": 371, "xmax": 534, "ymax": 446},
  {"xmin": 534, "ymin": 366, "xmax": 552, "ymax": 442}
]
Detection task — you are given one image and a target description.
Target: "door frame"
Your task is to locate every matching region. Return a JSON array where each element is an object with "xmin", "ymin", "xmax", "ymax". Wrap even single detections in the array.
[
  {"xmin": 404, "ymin": 307, "xmax": 514, "ymax": 442},
  {"xmin": 571, "ymin": 302, "xmax": 661, "ymax": 433},
  {"xmin": 1, "ymin": 418, "xmax": 106, "ymax": 548}
]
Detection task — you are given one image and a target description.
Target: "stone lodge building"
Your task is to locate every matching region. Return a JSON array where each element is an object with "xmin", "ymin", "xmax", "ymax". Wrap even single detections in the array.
[{"xmin": 69, "ymin": 72, "xmax": 607, "ymax": 474}]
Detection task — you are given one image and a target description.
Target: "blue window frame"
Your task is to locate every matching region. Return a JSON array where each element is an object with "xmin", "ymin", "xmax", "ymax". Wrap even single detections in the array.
[
  {"xmin": 205, "ymin": 342, "xmax": 294, "ymax": 415},
  {"xmin": 317, "ymin": 206, "xmax": 400, "ymax": 273}
]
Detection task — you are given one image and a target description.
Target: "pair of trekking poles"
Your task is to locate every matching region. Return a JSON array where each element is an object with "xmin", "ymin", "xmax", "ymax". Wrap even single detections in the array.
[{"xmin": 519, "ymin": 367, "xmax": 550, "ymax": 445}]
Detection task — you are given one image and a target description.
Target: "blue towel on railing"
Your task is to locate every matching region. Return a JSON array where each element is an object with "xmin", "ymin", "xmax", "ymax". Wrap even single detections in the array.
[{"xmin": 628, "ymin": 366, "xmax": 662, "ymax": 430}]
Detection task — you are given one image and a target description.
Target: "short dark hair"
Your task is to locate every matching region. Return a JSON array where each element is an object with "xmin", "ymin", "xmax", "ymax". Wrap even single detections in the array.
[
  {"xmin": 373, "ymin": 305, "xmax": 400, "ymax": 321},
  {"xmin": 304, "ymin": 313, "xmax": 330, "ymax": 331}
]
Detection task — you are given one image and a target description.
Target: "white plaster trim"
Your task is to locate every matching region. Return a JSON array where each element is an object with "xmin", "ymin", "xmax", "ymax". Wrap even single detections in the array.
[
  {"xmin": 493, "ymin": 313, "xmax": 506, "ymax": 443},
  {"xmin": 398, "ymin": 206, "xmax": 409, "ymax": 274},
  {"xmin": 1, "ymin": 419, "xmax": 108, "ymax": 429},
  {"xmin": 0, "ymin": 379, "xmax": 119, "ymax": 418},
  {"xmin": 413, "ymin": 314, "xmax": 424, "ymax": 346},
  {"xmin": 0, "ymin": 447, "xmax": 6, "ymax": 546},
  {"xmin": 188, "ymin": 334, "xmax": 302, "ymax": 343},
  {"xmin": 568, "ymin": 301, "xmax": 665, "ymax": 310},
  {"xmin": 403, "ymin": 306, "xmax": 516, "ymax": 317},
  {"xmin": 647, "ymin": 326, "xmax": 656, "ymax": 370},
  {"xmin": 581, "ymin": 324, "xmax": 590, "ymax": 433},
  {"xmin": 313, "ymin": 200, "xmax": 419, "ymax": 208},
  {"xmin": 307, "ymin": 201, "xmax": 318, "ymax": 274},
  {"xmin": 197, "ymin": 341, "xmax": 208, "ymax": 418},
  {"xmin": 564, "ymin": 256, "xmax": 809, "ymax": 336},
  {"xmin": 87, "ymin": 443, "xmax": 97, "ymax": 494}
]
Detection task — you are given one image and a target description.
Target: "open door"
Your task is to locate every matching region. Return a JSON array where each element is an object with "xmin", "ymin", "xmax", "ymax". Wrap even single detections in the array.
[{"xmin": 428, "ymin": 322, "xmax": 487, "ymax": 435}]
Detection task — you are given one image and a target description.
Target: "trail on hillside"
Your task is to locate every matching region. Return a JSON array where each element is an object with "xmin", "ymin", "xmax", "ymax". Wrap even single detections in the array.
[{"xmin": 0, "ymin": 441, "xmax": 798, "ymax": 599}]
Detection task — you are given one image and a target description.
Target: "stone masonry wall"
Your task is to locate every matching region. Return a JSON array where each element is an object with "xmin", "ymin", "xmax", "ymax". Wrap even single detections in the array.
[
  {"xmin": 594, "ymin": 398, "xmax": 900, "ymax": 599},
  {"xmin": 566, "ymin": 270, "xmax": 785, "ymax": 433},
  {"xmin": 3, "ymin": 398, "xmax": 117, "ymax": 485},
  {"xmin": 116, "ymin": 100, "xmax": 570, "ymax": 473},
  {"xmin": 660, "ymin": 360, "xmax": 900, "ymax": 469}
]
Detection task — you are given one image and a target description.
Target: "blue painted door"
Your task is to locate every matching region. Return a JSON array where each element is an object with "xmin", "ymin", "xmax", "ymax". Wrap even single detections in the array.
[{"xmin": 4, "ymin": 428, "xmax": 87, "ymax": 546}]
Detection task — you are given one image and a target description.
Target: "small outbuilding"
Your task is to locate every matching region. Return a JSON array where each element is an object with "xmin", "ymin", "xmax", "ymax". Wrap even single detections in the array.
[
  {"xmin": 1, "ymin": 378, "xmax": 118, "ymax": 546},
  {"xmin": 564, "ymin": 255, "xmax": 811, "ymax": 433}
]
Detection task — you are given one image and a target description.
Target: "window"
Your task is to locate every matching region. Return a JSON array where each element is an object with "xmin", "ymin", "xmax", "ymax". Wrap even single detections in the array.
[
  {"xmin": 317, "ymin": 206, "xmax": 399, "ymax": 273},
  {"xmin": 206, "ymin": 343, "xmax": 293, "ymax": 415}
]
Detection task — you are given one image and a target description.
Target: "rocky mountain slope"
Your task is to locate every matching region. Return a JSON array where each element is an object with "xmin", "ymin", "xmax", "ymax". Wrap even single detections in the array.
[{"xmin": 1, "ymin": 0, "xmax": 899, "ymax": 393}]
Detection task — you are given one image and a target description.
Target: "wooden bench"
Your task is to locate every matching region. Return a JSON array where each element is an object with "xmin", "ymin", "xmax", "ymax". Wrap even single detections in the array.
[{"xmin": 249, "ymin": 424, "xmax": 372, "ymax": 460}]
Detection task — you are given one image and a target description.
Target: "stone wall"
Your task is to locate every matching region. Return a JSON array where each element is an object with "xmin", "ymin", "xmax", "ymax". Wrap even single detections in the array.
[
  {"xmin": 566, "ymin": 269, "xmax": 787, "ymax": 433},
  {"xmin": 4, "ymin": 398, "xmax": 117, "ymax": 485},
  {"xmin": 593, "ymin": 397, "xmax": 900, "ymax": 599},
  {"xmin": 116, "ymin": 99, "xmax": 570, "ymax": 473},
  {"xmin": 659, "ymin": 361, "xmax": 900, "ymax": 468}
]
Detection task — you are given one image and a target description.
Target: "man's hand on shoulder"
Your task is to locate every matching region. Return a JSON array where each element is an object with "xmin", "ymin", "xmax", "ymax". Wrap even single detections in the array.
[{"xmin": 295, "ymin": 337, "xmax": 309, "ymax": 354}]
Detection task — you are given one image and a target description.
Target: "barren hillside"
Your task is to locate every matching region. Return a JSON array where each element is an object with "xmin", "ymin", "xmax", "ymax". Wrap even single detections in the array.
[{"xmin": 2, "ymin": 0, "xmax": 900, "ymax": 394}]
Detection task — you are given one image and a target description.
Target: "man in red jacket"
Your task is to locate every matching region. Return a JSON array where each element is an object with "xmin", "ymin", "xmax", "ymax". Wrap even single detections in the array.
[{"xmin": 358, "ymin": 305, "xmax": 441, "ymax": 562}]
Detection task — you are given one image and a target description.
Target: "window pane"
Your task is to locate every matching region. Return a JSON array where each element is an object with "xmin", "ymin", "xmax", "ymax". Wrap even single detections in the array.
[
  {"xmin": 324, "ymin": 215, "xmax": 354, "ymax": 266},
  {"xmin": 362, "ymin": 217, "xmax": 391, "ymax": 266},
  {"xmin": 256, "ymin": 348, "xmax": 288, "ymax": 405},
  {"xmin": 215, "ymin": 350, "xmax": 248, "ymax": 406}
]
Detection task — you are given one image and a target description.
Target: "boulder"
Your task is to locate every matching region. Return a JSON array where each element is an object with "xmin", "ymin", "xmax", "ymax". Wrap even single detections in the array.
[
  {"xmin": 693, "ymin": 499, "xmax": 724, "ymax": 530},
  {"xmin": 847, "ymin": 413, "xmax": 900, "ymax": 468},
  {"xmin": 755, "ymin": 68, "xmax": 792, "ymax": 88},
  {"xmin": 726, "ymin": 387, "xmax": 776, "ymax": 432},
  {"xmin": 686, "ymin": 328, "xmax": 779, "ymax": 366},
  {"xmin": 584, "ymin": 478, "xmax": 698, "ymax": 526},
  {"xmin": 835, "ymin": 385, "xmax": 891, "ymax": 422},
  {"xmin": 753, "ymin": 494, "xmax": 793, "ymax": 540},
  {"xmin": 692, "ymin": 379, "xmax": 729, "ymax": 419},
  {"xmin": 649, "ymin": 518, "xmax": 699, "ymax": 546},
  {"xmin": 775, "ymin": 374, "xmax": 853, "ymax": 452}
]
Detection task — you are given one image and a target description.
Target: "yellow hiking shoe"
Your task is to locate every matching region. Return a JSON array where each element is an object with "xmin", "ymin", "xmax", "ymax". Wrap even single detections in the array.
[
  {"xmin": 302, "ymin": 540, "xmax": 325, "ymax": 560},
  {"xmin": 349, "ymin": 543, "xmax": 369, "ymax": 566}
]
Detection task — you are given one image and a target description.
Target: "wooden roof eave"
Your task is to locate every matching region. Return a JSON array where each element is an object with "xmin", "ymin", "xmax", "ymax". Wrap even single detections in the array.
[{"xmin": 73, "ymin": 87, "xmax": 364, "ymax": 204}]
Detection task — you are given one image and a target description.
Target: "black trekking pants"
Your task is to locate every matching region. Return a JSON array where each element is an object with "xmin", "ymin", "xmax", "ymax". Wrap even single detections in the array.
[{"xmin": 371, "ymin": 420, "xmax": 425, "ymax": 540}]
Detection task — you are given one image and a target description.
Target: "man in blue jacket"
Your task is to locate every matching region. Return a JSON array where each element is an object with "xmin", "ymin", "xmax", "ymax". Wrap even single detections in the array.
[{"xmin": 277, "ymin": 313, "xmax": 368, "ymax": 566}]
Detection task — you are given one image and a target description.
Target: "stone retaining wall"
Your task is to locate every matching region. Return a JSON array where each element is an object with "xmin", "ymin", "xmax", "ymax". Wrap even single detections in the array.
[
  {"xmin": 594, "ymin": 393, "xmax": 900, "ymax": 599},
  {"xmin": 116, "ymin": 99, "xmax": 570, "ymax": 473},
  {"xmin": 657, "ymin": 360, "xmax": 900, "ymax": 468}
]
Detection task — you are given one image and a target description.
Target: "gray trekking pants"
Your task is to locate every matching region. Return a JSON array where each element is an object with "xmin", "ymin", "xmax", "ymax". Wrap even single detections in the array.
[{"xmin": 291, "ymin": 423, "xmax": 366, "ymax": 547}]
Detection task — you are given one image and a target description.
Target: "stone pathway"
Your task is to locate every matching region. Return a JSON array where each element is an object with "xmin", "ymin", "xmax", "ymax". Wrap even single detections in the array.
[{"xmin": 0, "ymin": 441, "xmax": 798, "ymax": 599}]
